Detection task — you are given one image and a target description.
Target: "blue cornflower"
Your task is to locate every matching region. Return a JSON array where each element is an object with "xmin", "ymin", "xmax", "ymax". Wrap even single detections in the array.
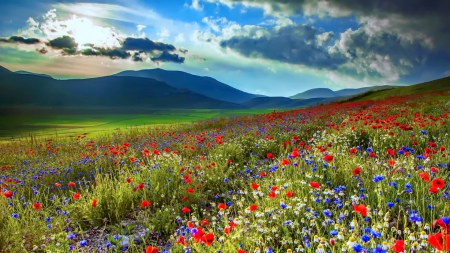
[
  {"xmin": 12, "ymin": 213, "xmax": 19, "ymax": 218},
  {"xmin": 361, "ymin": 234, "xmax": 371, "ymax": 242},
  {"xmin": 353, "ymin": 244, "xmax": 365, "ymax": 252},
  {"xmin": 387, "ymin": 202, "xmax": 395, "ymax": 208},
  {"xmin": 79, "ymin": 240, "xmax": 87, "ymax": 247},
  {"xmin": 442, "ymin": 217, "xmax": 450, "ymax": 225}
]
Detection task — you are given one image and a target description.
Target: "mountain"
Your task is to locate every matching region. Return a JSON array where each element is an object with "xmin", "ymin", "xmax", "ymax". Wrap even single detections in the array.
[
  {"xmin": 114, "ymin": 68, "xmax": 259, "ymax": 103},
  {"xmin": 0, "ymin": 65, "xmax": 246, "ymax": 109},
  {"xmin": 290, "ymin": 85, "xmax": 400, "ymax": 99},
  {"xmin": 15, "ymin": 70, "xmax": 54, "ymax": 79},
  {"xmin": 290, "ymin": 88, "xmax": 336, "ymax": 99},
  {"xmin": 243, "ymin": 96, "xmax": 346, "ymax": 109}
]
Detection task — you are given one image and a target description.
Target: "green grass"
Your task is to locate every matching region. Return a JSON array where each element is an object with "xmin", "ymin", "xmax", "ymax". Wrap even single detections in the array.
[
  {"xmin": 352, "ymin": 75, "xmax": 450, "ymax": 101},
  {"xmin": 0, "ymin": 109, "xmax": 280, "ymax": 141}
]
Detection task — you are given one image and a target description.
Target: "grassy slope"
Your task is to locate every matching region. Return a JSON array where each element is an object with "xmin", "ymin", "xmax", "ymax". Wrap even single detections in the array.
[{"xmin": 354, "ymin": 75, "xmax": 450, "ymax": 101}]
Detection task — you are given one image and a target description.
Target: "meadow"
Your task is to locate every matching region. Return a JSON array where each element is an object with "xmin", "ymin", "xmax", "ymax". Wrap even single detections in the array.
[{"xmin": 1, "ymin": 90, "xmax": 450, "ymax": 253}]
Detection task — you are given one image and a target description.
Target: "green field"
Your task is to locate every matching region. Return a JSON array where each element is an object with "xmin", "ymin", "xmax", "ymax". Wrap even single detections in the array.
[{"xmin": 0, "ymin": 108, "xmax": 277, "ymax": 141}]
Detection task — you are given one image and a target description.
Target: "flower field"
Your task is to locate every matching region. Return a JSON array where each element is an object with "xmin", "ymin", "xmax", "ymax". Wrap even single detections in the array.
[{"xmin": 1, "ymin": 90, "xmax": 450, "ymax": 253}]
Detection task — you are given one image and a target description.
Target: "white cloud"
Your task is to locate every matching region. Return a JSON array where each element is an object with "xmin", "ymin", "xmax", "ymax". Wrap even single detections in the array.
[
  {"xmin": 157, "ymin": 28, "xmax": 170, "ymax": 37},
  {"xmin": 136, "ymin": 24, "xmax": 146, "ymax": 32},
  {"xmin": 175, "ymin": 33, "xmax": 185, "ymax": 42}
]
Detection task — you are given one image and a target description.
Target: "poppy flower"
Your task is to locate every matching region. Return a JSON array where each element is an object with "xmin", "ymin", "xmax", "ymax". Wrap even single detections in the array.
[
  {"xmin": 388, "ymin": 160, "xmax": 396, "ymax": 166},
  {"xmin": 129, "ymin": 157, "xmax": 136, "ymax": 163},
  {"xmin": 266, "ymin": 153, "xmax": 274, "ymax": 159},
  {"xmin": 3, "ymin": 191, "xmax": 13, "ymax": 198},
  {"xmin": 429, "ymin": 187, "xmax": 439, "ymax": 194},
  {"xmin": 251, "ymin": 183, "xmax": 260, "ymax": 190},
  {"xmin": 217, "ymin": 203, "xmax": 226, "ymax": 210},
  {"xmin": 353, "ymin": 204, "xmax": 367, "ymax": 216},
  {"xmin": 309, "ymin": 181, "xmax": 321, "ymax": 189},
  {"xmin": 33, "ymin": 202, "xmax": 42, "ymax": 211},
  {"xmin": 430, "ymin": 167, "xmax": 439, "ymax": 173},
  {"xmin": 428, "ymin": 233, "xmax": 450, "ymax": 251},
  {"xmin": 286, "ymin": 190, "xmax": 295, "ymax": 198},
  {"xmin": 280, "ymin": 159, "xmax": 290, "ymax": 165},
  {"xmin": 55, "ymin": 183, "xmax": 61, "ymax": 187},
  {"xmin": 267, "ymin": 191, "xmax": 277, "ymax": 198},
  {"xmin": 202, "ymin": 232, "xmax": 215, "ymax": 246},
  {"xmin": 182, "ymin": 207, "xmax": 191, "ymax": 213},
  {"xmin": 146, "ymin": 246, "xmax": 158, "ymax": 253},
  {"xmin": 418, "ymin": 172, "xmax": 430, "ymax": 182},
  {"xmin": 324, "ymin": 154, "xmax": 334, "ymax": 162},
  {"xmin": 353, "ymin": 167, "xmax": 361, "ymax": 176},
  {"xmin": 126, "ymin": 177, "xmax": 132, "ymax": 183},
  {"xmin": 187, "ymin": 188, "xmax": 195, "ymax": 193},
  {"xmin": 431, "ymin": 178, "xmax": 445, "ymax": 189},
  {"xmin": 237, "ymin": 250, "xmax": 247, "ymax": 253},
  {"xmin": 91, "ymin": 199, "xmax": 97, "ymax": 207},
  {"xmin": 392, "ymin": 240, "xmax": 405, "ymax": 253},
  {"xmin": 138, "ymin": 183, "xmax": 145, "ymax": 189},
  {"xmin": 176, "ymin": 235, "xmax": 187, "ymax": 246},
  {"xmin": 200, "ymin": 219, "xmax": 210, "ymax": 226},
  {"xmin": 141, "ymin": 200, "xmax": 151, "ymax": 207},
  {"xmin": 68, "ymin": 182, "xmax": 76, "ymax": 187},
  {"xmin": 433, "ymin": 217, "xmax": 450, "ymax": 233},
  {"xmin": 249, "ymin": 204, "xmax": 258, "ymax": 212},
  {"xmin": 73, "ymin": 192, "xmax": 80, "ymax": 200}
]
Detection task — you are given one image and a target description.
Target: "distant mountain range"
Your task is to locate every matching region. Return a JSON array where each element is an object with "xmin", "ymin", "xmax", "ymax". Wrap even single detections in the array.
[
  {"xmin": 114, "ymin": 69, "xmax": 259, "ymax": 104},
  {"xmin": 0, "ymin": 66, "xmax": 245, "ymax": 109},
  {"xmin": 290, "ymin": 86, "xmax": 399, "ymax": 99},
  {"xmin": 0, "ymin": 64, "xmax": 422, "ymax": 111}
]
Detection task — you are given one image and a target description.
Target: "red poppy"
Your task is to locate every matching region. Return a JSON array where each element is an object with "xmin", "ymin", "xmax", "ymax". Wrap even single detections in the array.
[
  {"xmin": 91, "ymin": 199, "xmax": 97, "ymax": 207},
  {"xmin": 200, "ymin": 219, "xmax": 210, "ymax": 226},
  {"xmin": 176, "ymin": 235, "xmax": 187, "ymax": 246},
  {"xmin": 432, "ymin": 178, "xmax": 445, "ymax": 189},
  {"xmin": 68, "ymin": 181, "xmax": 76, "ymax": 187},
  {"xmin": 267, "ymin": 191, "xmax": 277, "ymax": 198},
  {"xmin": 237, "ymin": 250, "xmax": 247, "ymax": 253},
  {"xmin": 392, "ymin": 240, "xmax": 405, "ymax": 253},
  {"xmin": 187, "ymin": 188, "xmax": 195, "ymax": 193},
  {"xmin": 55, "ymin": 183, "xmax": 61, "ymax": 187},
  {"xmin": 146, "ymin": 246, "xmax": 158, "ymax": 253},
  {"xmin": 350, "ymin": 147, "xmax": 357, "ymax": 155},
  {"xmin": 281, "ymin": 159, "xmax": 290, "ymax": 165},
  {"xmin": 182, "ymin": 196, "xmax": 188, "ymax": 201},
  {"xmin": 73, "ymin": 192, "xmax": 80, "ymax": 200},
  {"xmin": 3, "ymin": 191, "xmax": 13, "ymax": 198},
  {"xmin": 138, "ymin": 183, "xmax": 145, "ymax": 189},
  {"xmin": 251, "ymin": 183, "xmax": 260, "ymax": 190},
  {"xmin": 428, "ymin": 233, "xmax": 450, "ymax": 251},
  {"xmin": 353, "ymin": 204, "xmax": 367, "ymax": 216},
  {"xmin": 267, "ymin": 153, "xmax": 274, "ymax": 159},
  {"xmin": 129, "ymin": 157, "xmax": 136, "ymax": 163},
  {"xmin": 260, "ymin": 172, "xmax": 266, "ymax": 177},
  {"xmin": 418, "ymin": 172, "xmax": 430, "ymax": 182},
  {"xmin": 433, "ymin": 218, "xmax": 450, "ymax": 233},
  {"xmin": 141, "ymin": 200, "xmax": 151, "ymax": 207},
  {"xmin": 430, "ymin": 167, "xmax": 439, "ymax": 173},
  {"xmin": 286, "ymin": 190, "xmax": 295, "ymax": 198},
  {"xmin": 126, "ymin": 177, "xmax": 132, "ymax": 183},
  {"xmin": 182, "ymin": 207, "xmax": 191, "ymax": 213},
  {"xmin": 323, "ymin": 154, "xmax": 334, "ymax": 162},
  {"xmin": 429, "ymin": 186, "xmax": 439, "ymax": 194},
  {"xmin": 309, "ymin": 181, "xmax": 321, "ymax": 189},
  {"xmin": 353, "ymin": 167, "xmax": 361, "ymax": 176},
  {"xmin": 202, "ymin": 232, "xmax": 215, "ymax": 246},
  {"xmin": 249, "ymin": 204, "xmax": 258, "ymax": 212},
  {"xmin": 218, "ymin": 203, "xmax": 226, "ymax": 210},
  {"xmin": 33, "ymin": 201, "xmax": 42, "ymax": 211},
  {"xmin": 388, "ymin": 160, "xmax": 396, "ymax": 166},
  {"xmin": 291, "ymin": 150, "xmax": 300, "ymax": 158}
]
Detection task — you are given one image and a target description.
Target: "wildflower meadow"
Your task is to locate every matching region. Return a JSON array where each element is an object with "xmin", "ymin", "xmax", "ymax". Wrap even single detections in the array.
[{"xmin": 1, "ymin": 90, "xmax": 450, "ymax": 253}]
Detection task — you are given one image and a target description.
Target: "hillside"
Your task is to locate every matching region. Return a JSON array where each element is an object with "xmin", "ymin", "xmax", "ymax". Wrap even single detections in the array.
[
  {"xmin": 351, "ymin": 76, "xmax": 450, "ymax": 101},
  {"xmin": 0, "ymin": 66, "xmax": 246, "ymax": 109},
  {"xmin": 15, "ymin": 70, "xmax": 54, "ymax": 79},
  {"xmin": 290, "ymin": 85, "xmax": 400, "ymax": 99},
  {"xmin": 243, "ymin": 96, "xmax": 345, "ymax": 109},
  {"xmin": 114, "ymin": 69, "xmax": 259, "ymax": 103}
]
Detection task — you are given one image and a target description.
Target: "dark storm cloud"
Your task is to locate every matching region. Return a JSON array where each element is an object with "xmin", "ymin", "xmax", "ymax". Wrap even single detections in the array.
[
  {"xmin": 0, "ymin": 36, "xmax": 40, "ymax": 44},
  {"xmin": 80, "ymin": 47, "xmax": 131, "ymax": 59},
  {"xmin": 219, "ymin": 25, "xmax": 346, "ymax": 69},
  {"xmin": 214, "ymin": 0, "xmax": 450, "ymax": 48},
  {"xmin": 151, "ymin": 51, "xmax": 185, "ymax": 63},
  {"xmin": 37, "ymin": 47, "xmax": 48, "ymax": 54},
  {"xmin": 46, "ymin": 35, "xmax": 78, "ymax": 55},
  {"xmin": 41, "ymin": 36, "xmax": 184, "ymax": 64},
  {"xmin": 122, "ymin": 37, "xmax": 176, "ymax": 52}
]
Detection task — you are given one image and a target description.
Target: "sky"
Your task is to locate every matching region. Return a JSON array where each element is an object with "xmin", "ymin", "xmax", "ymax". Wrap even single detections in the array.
[{"xmin": 0, "ymin": 0, "xmax": 449, "ymax": 97}]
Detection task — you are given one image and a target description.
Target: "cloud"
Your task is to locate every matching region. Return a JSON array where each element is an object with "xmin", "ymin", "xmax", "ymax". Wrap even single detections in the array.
[
  {"xmin": 37, "ymin": 47, "xmax": 48, "ymax": 54},
  {"xmin": 137, "ymin": 25, "xmax": 146, "ymax": 32},
  {"xmin": 46, "ymin": 35, "xmax": 78, "ymax": 54},
  {"xmin": 218, "ymin": 24, "xmax": 347, "ymax": 69},
  {"xmin": 122, "ymin": 37, "xmax": 176, "ymax": 52},
  {"xmin": 186, "ymin": 0, "xmax": 204, "ymax": 11},
  {"xmin": 0, "ymin": 36, "xmax": 41, "ymax": 44},
  {"xmin": 80, "ymin": 47, "xmax": 131, "ymax": 59},
  {"xmin": 151, "ymin": 51, "xmax": 185, "ymax": 63}
]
